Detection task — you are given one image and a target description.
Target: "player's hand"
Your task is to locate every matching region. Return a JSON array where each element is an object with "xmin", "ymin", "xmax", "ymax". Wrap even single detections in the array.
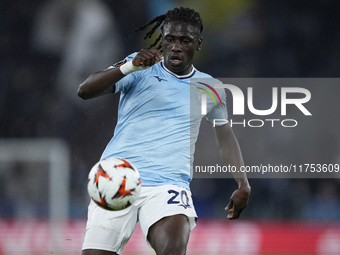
[
  {"xmin": 132, "ymin": 49, "xmax": 163, "ymax": 67},
  {"xmin": 225, "ymin": 185, "xmax": 250, "ymax": 220}
]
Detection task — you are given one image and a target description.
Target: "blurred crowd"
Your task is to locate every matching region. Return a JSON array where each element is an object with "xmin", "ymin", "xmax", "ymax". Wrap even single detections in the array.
[{"xmin": 1, "ymin": 0, "xmax": 340, "ymax": 220}]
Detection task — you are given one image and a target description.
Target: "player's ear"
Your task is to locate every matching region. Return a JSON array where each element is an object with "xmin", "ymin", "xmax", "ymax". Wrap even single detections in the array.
[{"xmin": 196, "ymin": 37, "xmax": 203, "ymax": 51}]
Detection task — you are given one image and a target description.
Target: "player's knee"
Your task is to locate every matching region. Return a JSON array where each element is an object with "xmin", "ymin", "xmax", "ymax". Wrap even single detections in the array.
[
  {"xmin": 148, "ymin": 215, "xmax": 190, "ymax": 255},
  {"xmin": 156, "ymin": 238, "xmax": 187, "ymax": 255},
  {"xmin": 157, "ymin": 245, "xmax": 186, "ymax": 255}
]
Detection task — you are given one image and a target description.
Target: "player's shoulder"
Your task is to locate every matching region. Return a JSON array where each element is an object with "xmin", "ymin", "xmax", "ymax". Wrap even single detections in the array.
[
  {"xmin": 192, "ymin": 69, "xmax": 222, "ymax": 85},
  {"xmin": 192, "ymin": 69, "xmax": 215, "ymax": 79},
  {"xmin": 191, "ymin": 71, "xmax": 225, "ymax": 98}
]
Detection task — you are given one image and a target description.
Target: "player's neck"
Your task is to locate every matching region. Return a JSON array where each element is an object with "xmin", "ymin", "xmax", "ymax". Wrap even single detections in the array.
[{"xmin": 161, "ymin": 62, "xmax": 195, "ymax": 79}]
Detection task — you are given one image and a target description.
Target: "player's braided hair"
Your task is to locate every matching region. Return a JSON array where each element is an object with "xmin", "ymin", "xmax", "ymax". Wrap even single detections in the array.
[{"xmin": 135, "ymin": 7, "xmax": 203, "ymax": 51}]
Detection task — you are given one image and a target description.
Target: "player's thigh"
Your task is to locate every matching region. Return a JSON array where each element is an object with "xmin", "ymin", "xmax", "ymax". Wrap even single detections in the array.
[
  {"xmin": 82, "ymin": 249, "xmax": 118, "ymax": 255},
  {"xmin": 138, "ymin": 185, "xmax": 197, "ymax": 253},
  {"xmin": 147, "ymin": 214, "xmax": 190, "ymax": 254}
]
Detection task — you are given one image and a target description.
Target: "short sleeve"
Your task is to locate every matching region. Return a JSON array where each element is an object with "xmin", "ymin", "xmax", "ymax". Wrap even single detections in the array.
[
  {"xmin": 205, "ymin": 87, "xmax": 228, "ymax": 126},
  {"xmin": 107, "ymin": 52, "xmax": 139, "ymax": 93}
]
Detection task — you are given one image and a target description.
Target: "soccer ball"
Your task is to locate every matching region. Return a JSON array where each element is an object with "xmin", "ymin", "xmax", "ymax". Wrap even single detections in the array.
[{"xmin": 87, "ymin": 157, "xmax": 142, "ymax": 211}]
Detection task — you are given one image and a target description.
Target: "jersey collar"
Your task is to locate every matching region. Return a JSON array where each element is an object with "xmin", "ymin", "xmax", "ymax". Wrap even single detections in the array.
[{"xmin": 160, "ymin": 61, "xmax": 196, "ymax": 79}]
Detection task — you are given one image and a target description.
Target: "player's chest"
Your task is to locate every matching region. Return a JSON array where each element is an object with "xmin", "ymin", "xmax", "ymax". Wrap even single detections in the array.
[{"xmin": 139, "ymin": 75, "xmax": 191, "ymax": 108}]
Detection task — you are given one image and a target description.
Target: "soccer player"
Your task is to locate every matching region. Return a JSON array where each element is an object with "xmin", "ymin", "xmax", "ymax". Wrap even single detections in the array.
[{"xmin": 78, "ymin": 7, "xmax": 251, "ymax": 255}]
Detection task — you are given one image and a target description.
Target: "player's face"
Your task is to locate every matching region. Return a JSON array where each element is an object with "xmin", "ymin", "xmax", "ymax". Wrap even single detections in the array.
[{"xmin": 162, "ymin": 21, "xmax": 202, "ymax": 75}]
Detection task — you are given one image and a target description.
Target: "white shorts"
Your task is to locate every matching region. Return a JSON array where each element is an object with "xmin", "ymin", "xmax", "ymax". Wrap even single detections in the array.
[{"xmin": 82, "ymin": 184, "xmax": 197, "ymax": 254}]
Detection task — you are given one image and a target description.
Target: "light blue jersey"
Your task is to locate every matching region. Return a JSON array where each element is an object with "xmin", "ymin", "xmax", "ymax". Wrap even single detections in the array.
[{"xmin": 101, "ymin": 53, "xmax": 228, "ymax": 189}]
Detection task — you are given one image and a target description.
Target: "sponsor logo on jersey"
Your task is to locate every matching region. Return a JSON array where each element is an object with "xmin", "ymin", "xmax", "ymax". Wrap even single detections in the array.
[{"xmin": 154, "ymin": 76, "xmax": 167, "ymax": 82}]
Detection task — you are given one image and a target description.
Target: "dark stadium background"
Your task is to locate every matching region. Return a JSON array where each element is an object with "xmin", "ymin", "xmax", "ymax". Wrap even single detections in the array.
[{"xmin": 0, "ymin": 0, "xmax": 339, "ymax": 254}]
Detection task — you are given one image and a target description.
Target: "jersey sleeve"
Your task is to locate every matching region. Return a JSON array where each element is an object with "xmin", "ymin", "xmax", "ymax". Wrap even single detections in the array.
[
  {"xmin": 107, "ymin": 52, "xmax": 140, "ymax": 93},
  {"xmin": 205, "ymin": 85, "xmax": 228, "ymax": 126}
]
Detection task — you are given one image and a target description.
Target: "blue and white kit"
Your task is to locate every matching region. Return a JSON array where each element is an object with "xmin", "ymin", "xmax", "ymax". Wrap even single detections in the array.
[
  {"xmin": 101, "ymin": 52, "xmax": 228, "ymax": 190},
  {"xmin": 83, "ymin": 53, "xmax": 229, "ymax": 254}
]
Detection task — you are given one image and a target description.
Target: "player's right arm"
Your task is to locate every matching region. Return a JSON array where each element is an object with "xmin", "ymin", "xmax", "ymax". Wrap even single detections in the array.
[{"xmin": 77, "ymin": 49, "xmax": 163, "ymax": 100}]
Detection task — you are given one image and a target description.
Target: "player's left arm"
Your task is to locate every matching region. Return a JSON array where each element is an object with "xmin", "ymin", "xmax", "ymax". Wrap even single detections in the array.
[{"xmin": 213, "ymin": 123, "xmax": 251, "ymax": 220}]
